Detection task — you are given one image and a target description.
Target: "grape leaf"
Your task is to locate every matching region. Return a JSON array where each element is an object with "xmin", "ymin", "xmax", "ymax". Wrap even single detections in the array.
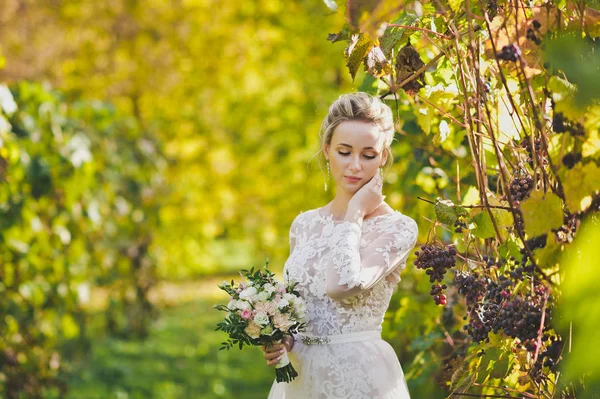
[
  {"xmin": 470, "ymin": 211, "xmax": 495, "ymax": 239},
  {"xmin": 499, "ymin": 238, "xmax": 522, "ymax": 260},
  {"xmin": 470, "ymin": 206, "xmax": 513, "ymax": 240},
  {"xmin": 519, "ymin": 191, "xmax": 563, "ymax": 237},
  {"xmin": 345, "ymin": 34, "xmax": 374, "ymax": 80},
  {"xmin": 434, "ymin": 198, "xmax": 467, "ymax": 225},
  {"xmin": 379, "ymin": 13, "xmax": 418, "ymax": 56},
  {"xmin": 562, "ymin": 162, "xmax": 600, "ymax": 213}
]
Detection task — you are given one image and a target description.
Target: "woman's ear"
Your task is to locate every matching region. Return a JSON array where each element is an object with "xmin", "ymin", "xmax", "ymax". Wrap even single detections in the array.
[
  {"xmin": 324, "ymin": 144, "xmax": 329, "ymax": 161},
  {"xmin": 381, "ymin": 149, "xmax": 388, "ymax": 166}
]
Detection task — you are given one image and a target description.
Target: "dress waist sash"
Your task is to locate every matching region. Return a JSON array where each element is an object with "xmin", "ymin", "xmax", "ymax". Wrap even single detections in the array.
[{"xmin": 295, "ymin": 330, "xmax": 381, "ymax": 345}]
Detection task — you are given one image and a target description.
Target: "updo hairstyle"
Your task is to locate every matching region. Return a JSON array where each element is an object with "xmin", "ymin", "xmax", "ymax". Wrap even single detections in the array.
[{"xmin": 317, "ymin": 92, "xmax": 395, "ymax": 176}]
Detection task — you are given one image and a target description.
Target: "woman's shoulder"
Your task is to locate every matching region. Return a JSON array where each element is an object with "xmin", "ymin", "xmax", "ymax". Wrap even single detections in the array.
[
  {"xmin": 289, "ymin": 208, "xmax": 317, "ymax": 228},
  {"xmin": 370, "ymin": 206, "xmax": 418, "ymax": 232}
]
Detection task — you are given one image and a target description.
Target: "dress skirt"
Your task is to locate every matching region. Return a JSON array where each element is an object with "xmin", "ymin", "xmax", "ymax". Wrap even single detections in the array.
[{"xmin": 267, "ymin": 331, "xmax": 411, "ymax": 399}]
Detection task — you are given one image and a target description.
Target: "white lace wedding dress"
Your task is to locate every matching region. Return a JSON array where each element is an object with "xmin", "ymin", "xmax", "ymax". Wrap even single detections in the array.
[{"xmin": 267, "ymin": 206, "xmax": 419, "ymax": 399}]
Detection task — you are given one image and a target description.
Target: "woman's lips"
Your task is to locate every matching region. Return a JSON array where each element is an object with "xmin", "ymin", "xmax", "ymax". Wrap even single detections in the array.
[{"xmin": 344, "ymin": 176, "xmax": 361, "ymax": 183}]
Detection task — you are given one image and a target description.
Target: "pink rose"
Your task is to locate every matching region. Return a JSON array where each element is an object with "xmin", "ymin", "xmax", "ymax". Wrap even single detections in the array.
[{"xmin": 240, "ymin": 309, "xmax": 251, "ymax": 320}]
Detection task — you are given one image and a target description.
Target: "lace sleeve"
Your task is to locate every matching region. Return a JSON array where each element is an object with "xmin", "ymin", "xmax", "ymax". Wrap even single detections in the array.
[
  {"xmin": 325, "ymin": 215, "xmax": 418, "ymax": 301},
  {"xmin": 289, "ymin": 217, "xmax": 297, "ymax": 255},
  {"xmin": 284, "ymin": 213, "xmax": 300, "ymax": 286}
]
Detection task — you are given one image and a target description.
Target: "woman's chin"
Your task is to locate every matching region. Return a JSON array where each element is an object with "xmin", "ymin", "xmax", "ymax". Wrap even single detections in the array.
[{"xmin": 340, "ymin": 183, "xmax": 362, "ymax": 192}]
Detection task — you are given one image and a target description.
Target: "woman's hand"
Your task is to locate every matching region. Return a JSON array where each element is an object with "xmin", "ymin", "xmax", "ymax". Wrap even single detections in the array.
[
  {"xmin": 347, "ymin": 171, "xmax": 385, "ymax": 220},
  {"xmin": 260, "ymin": 336, "xmax": 294, "ymax": 367}
]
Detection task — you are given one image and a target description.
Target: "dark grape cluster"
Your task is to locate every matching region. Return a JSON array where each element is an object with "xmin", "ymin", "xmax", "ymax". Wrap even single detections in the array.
[
  {"xmin": 485, "ymin": 278, "xmax": 512, "ymax": 304},
  {"xmin": 553, "ymin": 112, "xmax": 566, "ymax": 133},
  {"xmin": 463, "ymin": 302, "xmax": 500, "ymax": 342},
  {"xmin": 509, "ymin": 172, "xmax": 534, "ymax": 203},
  {"xmin": 453, "ymin": 215, "xmax": 468, "ymax": 233},
  {"xmin": 414, "ymin": 245, "xmax": 457, "ymax": 283},
  {"xmin": 450, "ymin": 254, "xmax": 561, "ymax": 382},
  {"xmin": 496, "ymin": 295, "xmax": 544, "ymax": 343},
  {"xmin": 562, "ymin": 152, "xmax": 582, "ymax": 169},
  {"xmin": 486, "ymin": 0, "xmax": 498, "ymax": 18},
  {"xmin": 552, "ymin": 213, "xmax": 580, "ymax": 244},
  {"xmin": 414, "ymin": 245, "xmax": 457, "ymax": 305},
  {"xmin": 526, "ymin": 20, "xmax": 542, "ymax": 45},
  {"xmin": 430, "ymin": 283, "xmax": 448, "ymax": 305},
  {"xmin": 456, "ymin": 252, "xmax": 552, "ymax": 349},
  {"xmin": 531, "ymin": 335, "xmax": 563, "ymax": 381},
  {"xmin": 454, "ymin": 271, "xmax": 489, "ymax": 306},
  {"xmin": 525, "ymin": 234, "xmax": 547, "ymax": 251},
  {"xmin": 497, "ymin": 44, "xmax": 520, "ymax": 62},
  {"xmin": 519, "ymin": 137, "xmax": 547, "ymax": 169},
  {"xmin": 552, "ymin": 112, "xmax": 585, "ymax": 136},
  {"xmin": 482, "ymin": 254, "xmax": 503, "ymax": 269}
]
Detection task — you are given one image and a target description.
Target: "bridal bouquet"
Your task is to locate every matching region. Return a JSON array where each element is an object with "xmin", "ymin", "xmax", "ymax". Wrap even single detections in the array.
[{"xmin": 214, "ymin": 260, "xmax": 307, "ymax": 383}]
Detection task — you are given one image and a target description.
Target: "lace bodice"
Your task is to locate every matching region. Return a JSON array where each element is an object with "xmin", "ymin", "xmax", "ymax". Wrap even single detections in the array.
[{"xmin": 283, "ymin": 208, "xmax": 419, "ymax": 337}]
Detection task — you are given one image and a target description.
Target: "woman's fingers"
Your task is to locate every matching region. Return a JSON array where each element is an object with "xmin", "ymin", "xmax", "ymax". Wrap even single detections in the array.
[
  {"xmin": 261, "ymin": 344, "xmax": 284, "ymax": 353},
  {"xmin": 264, "ymin": 347, "xmax": 285, "ymax": 359},
  {"xmin": 262, "ymin": 346, "xmax": 286, "ymax": 366}
]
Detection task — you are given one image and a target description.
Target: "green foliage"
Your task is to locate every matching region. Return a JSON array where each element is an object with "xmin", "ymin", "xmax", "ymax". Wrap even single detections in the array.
[
  {"xmin": 545, "ymin": 32, "xmax": 600, "ymax": 107},
  {"xmin": 0, "ymin": 82, "xmax": 166, "ymax": 398},
  {"xmin": 557, "ymin": 220, "xmax": 600, "ymax": 397},
  {"xmin": 64, "ymin": 297, "xmax": 276, "ymax": 399}
]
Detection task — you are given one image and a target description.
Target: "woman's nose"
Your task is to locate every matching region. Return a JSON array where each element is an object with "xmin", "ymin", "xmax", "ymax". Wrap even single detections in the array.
[{"xmin": 349, "ymin": 157, "xmax": 361, "ymax": 171}]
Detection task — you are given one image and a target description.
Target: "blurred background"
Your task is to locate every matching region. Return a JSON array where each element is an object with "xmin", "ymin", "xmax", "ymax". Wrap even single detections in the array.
[{"xmin": 2, "ymin": 0, "xmax": 598, "ymax": 398}]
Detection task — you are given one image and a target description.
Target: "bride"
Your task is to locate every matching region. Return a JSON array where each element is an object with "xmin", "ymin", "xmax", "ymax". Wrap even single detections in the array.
[{"xmin": 262, "ymin": 92, "xmax": 419, "ymax": 398}]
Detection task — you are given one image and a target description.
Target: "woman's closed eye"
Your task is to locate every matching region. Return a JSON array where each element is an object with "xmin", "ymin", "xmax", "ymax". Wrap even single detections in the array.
[{"xmin": 338, "ymin": 151, "xmax": 376, "ymax": 159}]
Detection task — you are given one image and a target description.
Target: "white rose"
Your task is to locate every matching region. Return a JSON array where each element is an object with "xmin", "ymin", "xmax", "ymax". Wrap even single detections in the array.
[
  {"xmin": 294, "ymin": 301, "xmax": 306, "ymax": 318},
  {"xmin": 227, "ymin": 299, "xmax": 236, "ymax": 310},
  {"xmin": 253, "ymin": 311, "xmax": 270, "ymax": 327},
  {"xmin": 257, "ymin": 291, "xmax": 270, "ymax": 302},
  {"xmin": 263, "ymin": 283, "xmax": 275, "ymax": 293},
  {"xmin": 283, "ymin": 293, "xmax": 295, "ymax": 303},
  {"xmin": 236, "ymin": 300, "xmax": 251, "ymax": 311},
  {"xmin": 239, "ymin": 286, "xmax": 257, "ymax": 300},
  {"xmin": 277, "ymin": 298, "xmax": 290, "ymax": 309}
]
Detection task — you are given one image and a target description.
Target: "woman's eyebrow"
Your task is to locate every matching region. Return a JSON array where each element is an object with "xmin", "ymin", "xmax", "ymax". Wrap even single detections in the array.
[{"xmin": 337, "ymin": 143, "xmax": 377, "ymax": 150}]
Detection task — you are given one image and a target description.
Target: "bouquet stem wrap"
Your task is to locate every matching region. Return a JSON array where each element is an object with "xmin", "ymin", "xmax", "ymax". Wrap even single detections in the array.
[{"xmin": 270, "ymin": 339, "xmax": 298, "ymax": 383}]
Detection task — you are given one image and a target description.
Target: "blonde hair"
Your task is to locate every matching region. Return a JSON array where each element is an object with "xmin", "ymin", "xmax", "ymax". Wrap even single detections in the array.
[{"xmin": 316, "ymin": 92, "xmax": 395, "ymax": 176}]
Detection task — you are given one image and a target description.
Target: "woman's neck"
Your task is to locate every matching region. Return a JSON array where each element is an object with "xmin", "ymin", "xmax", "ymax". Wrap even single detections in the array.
[{"xmin": 327, "ymin": 192, "xmax": 354, "ymax": 220}]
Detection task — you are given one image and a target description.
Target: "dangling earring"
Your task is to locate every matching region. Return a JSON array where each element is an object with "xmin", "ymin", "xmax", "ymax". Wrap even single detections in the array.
[
  {"xmin": 379, "ymin": 167, "xmax": 383, "ymax": 179},
  {"xmin": 324, "ymin": 160, "xmax": 330, "ymax": 191}
]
